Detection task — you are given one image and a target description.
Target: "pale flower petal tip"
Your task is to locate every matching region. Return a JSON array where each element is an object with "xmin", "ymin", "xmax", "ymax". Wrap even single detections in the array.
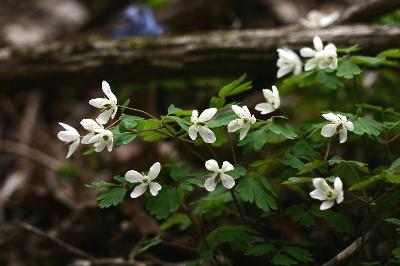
[
  {"xmin": 57, "ymin": 122, "xmax": 80, "ymax": 159},
  {"xmin": 309, "ymin": 177, "xmax": 344, "ymax": 210},
  {"xmin": 204, "ymin": 160, "xmax": 235, "ymax": 191}
]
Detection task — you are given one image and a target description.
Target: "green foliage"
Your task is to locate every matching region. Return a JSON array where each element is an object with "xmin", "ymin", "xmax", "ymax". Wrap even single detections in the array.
[
  {"xmin": 160, "ymin": 213, "xmax": 191, "ymax": 231},
  {"xmin": 146, "ymin": 186, "xmax": 181, "ymax": 220},
  {"xmin": 133, "ymin": 236, "xmax": 162, "ymax": 257},
  {"xmin": 384, "ymin": 158, "xmax": 400, "ymax": 183},
  {"xmin": 210, "ymin": 74, "xmax": 252, "ymax": 108},
  {"xmin": 96, "ymin": 187, "xmax": 127, "ymax": 208},
  {"xmin": 353, "ymin": 117, "xmax": 384, "ymax": 136},
  {"xmin": 337, "ymin": 60, "xmax": 362, "ymax": 79},
  {"xmin": 285, "ymin": 204, "xmax": 316, "ymax": 227}
]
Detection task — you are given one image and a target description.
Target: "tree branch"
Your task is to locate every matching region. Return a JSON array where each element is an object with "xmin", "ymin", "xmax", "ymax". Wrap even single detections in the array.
[{"xmin": 0, "ymin": 24, "xmax": 399, "ymax": 88}]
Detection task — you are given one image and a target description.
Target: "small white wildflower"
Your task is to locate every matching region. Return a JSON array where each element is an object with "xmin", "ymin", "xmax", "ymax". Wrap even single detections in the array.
[
  {"xmin": 204, "ymin": 159, "xmax": 235, "ymax": 192},
  {"xmin": 57, "ymin": 122, "xmax": 80, "ymax": 158},
  {"xmin": 300, "ymin": 10, "xmax": 340, "ymax": 29},
  {"xmin": 188, "ymin": 108, "xmax": 217, "ymax": 143},
  {"xmin": 125, "ymin": 162, "xmax": 162, "ymax": 198},
  {"xmin": 321, "ymin": 113, "xmax": 354, "ymax": 143},
  {"xmin": 89, "ymin": 80, "xmax": 118, "ymax": 124},
  {"xmin": 300, "ymin": 36, "xmax": 338, "ymax": 71},
  {"xmin": 310, "ymin": 177, "xmax": 344, "ymax": 210},
  {"xmin": 80, "ymin": 118, "xmax": 104, "ymax": 144},
  {"xmin": 228, "ymin": 105, "xmax": 256, "ymax": 140},
  {"xmin": 87, "ymin": 129, "xmax": 114, "ymax": 152},
  {"xmin": 276, "ymin": 48, "xmax": 302, "ymax": 78},
  {"xmin": 255, "ymin": 85, "xmax": 280, "ymax": 115}
]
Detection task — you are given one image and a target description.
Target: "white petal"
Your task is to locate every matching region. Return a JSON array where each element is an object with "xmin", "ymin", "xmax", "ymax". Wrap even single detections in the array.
[
  {"xmin": 198, "ymin": 108, "xmax": 217, "ymax": 123},
  {"xmin": 58, "ymin": 122, "xmax": 79, "ymax": 134},
  {"xmin": 188, "ymin": 125, "xmax": 198, "ymax": 140},
  {"xmin": 304, "ymin": 58, "xmax": 319, "ymax": 71},
  {"xmin": 130, "ymin": 183, "xmax": 148, "ymax": 198},
  {"xmin": 204, "ymin": 177, "xmax": 217, "ymax": 192},
  {"xmin": 125, "ymin": 170, "xmax": 144, "ymax": 183},
  {"xmin": 80, "ymin": 119, "xmax": 103, "ymax": 131},
  {"xmin": 227, "ymin": 119, "xmax": 243, "ymax": 133},
  {"xmin": 312, "ymin": 178, "xmax": 330, "ymax": 193},
  {"xmin": 277, "ymin": 65, "xmax": 293, "ymax": 78},
  {"xmin": 221, "ymin": 161, "xmax": 234, "ymax": 172},
  {"xmin": 231, "ymin": 105, "xmax": 247, "ymax": 119},
  {"xmin": 339, "ymin": 128, "xmax": 348, "ymax": 143},
  {"xmin": 97, "ymin": 109, "xmax": 113, "ymax": 124},
  {"xmin": 320, "ymin": 200, "xmax": 335, "ymax": 210},
  {"xmin": 66, "ymin": 139, "xmax": 80, "ymax": 158},
  {"xmin": 313, "ymin": 36, "xmax": 324, "ymax": 51},
  {"xmin": 239, "ymin": 124, "xmax": 251, "ymax": 140},
  {"xmin": 106, "ymin": 137, "xmax": 113, "ymax": 152},
  {"xmin": 309, "ymin": 189, "xmax": 326, "ymax": 201},
  {"xmin": 336, "ymin": 191, "xmax": 344, "ymax": 204},
  {"xmin": 111, "ymin": 106, "xmax": 118, "ymax": 119},
  {"xmin": 242, "ymin": 106, "xmax": 252, "ymax": 118},
  {"xmin": 300, "ymin": 47, "xmax": 316, "ymax": 58},
  {"xmin": 324, "ymin": 43, "xmax": 337, "ymax": 52},
  {"xmin": 57, "ymin": 131, "xmax": 79, "ymax": 143},
  {"xmin": 205, "ymin": 159, "xmax": 219, "ymax": 172},
  {"xmin": 344, "ymin": 121, "xmax": 354, "ymax": 131},
  {"xmin": 321, "ymin": 124, "xmax": 337, "ymax": 138},
  {"xmin": 149, "ymin": 182, "xmax": 162, "ymax": 196},
  {"xmin": 272, "ymin": 86, "xmax": 280, "ymax": 106},
  {"xmin": 262, "ymin": 89, "xmax": 274, "ymax": 102},
  {"xmin": 89, "ymin": 98, "xmax": 108, "ymax": 108},
  {"xmin": 102, "ymin": 80, "xmax": 117, "ymax": 103},
  {"xmin": 81, "ymin": 133, "xmax": 95, "ymax": 144},
  {"xmin": 148, "ymin": 162, "xmax": 161, "ymax": 180},
  {"xmin": 255, "ymin": 103, "xmax": 275, "ymax": 115},
  {"xmin": 191, "ymin": 110, "xmax": 198, "ymax": 123},
  {"xmin": 199, "ymin": 126, "xmax": 216, "ymax": 143},
  {"xmin": 94, "ymin": 141, "xmax": 107, "ymax": 152},
  {"xmin": 322, "ymin": 113, "xmax": 340, "ymax": 123},
  {"xmin": 221, "ymin": 174, "xmax": 235, "ymax": 189}
]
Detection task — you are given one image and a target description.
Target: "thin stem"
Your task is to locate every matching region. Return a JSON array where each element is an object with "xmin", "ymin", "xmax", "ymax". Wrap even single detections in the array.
[
  {"xmin": 106, "ymin": 115, "xmax": 124, "ymax": 129},
  {"xmin": 118, "ymin": 105, "xmax": 158, "ymax": 120},
  {"xmin": 230, "ymin": 190, "xmax": 247, "ymax": 224},
  {"xmin": 324, "ymin": 138, "xmax": 332, "ymax": 161},
  {"xmin": 227, "ymin": 133, "xmax": 237, "ymax": 164},
  {"xmin": 206, "ymin": 143, "xmax": 219, "ymax": 160}
]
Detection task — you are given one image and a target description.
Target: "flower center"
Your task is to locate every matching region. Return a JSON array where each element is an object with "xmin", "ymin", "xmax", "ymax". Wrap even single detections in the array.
[
  {"xmin": 102, "ymin": 135, "xmax": 109, "ymax": 141},
  {"xmin": 326, "ymin": 189, "xmax": 337, "ymax": 200}
]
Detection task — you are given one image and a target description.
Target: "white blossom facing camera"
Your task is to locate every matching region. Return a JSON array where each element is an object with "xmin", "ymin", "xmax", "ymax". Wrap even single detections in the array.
[
  {"xmin": 321, "ymin": 113, "xmax": 354, "ymax": 143},
  {"xmin": 57, "ymin": 122, "xmax": 80, "ymax": 158},
  {"xmin": 80, "ymin": 118, "xmax": 105, "ymax": 144},
  {"xmin": 89, "ymin": 80, "xmax": 118, "ymax": 124},
  {"xmin": 188, "ymin": 108, "xmax": 217, "ymax": 143},
  {"xmin": 228, "ymin": 105, "xmax": 256, "ymax": 140},
  {"xmin": 300, "ymin": 10, "xmax": 340, "ymax": 29},
  {"xmin": 204, "ymin": 159, "xmax": 235, "ymax": 192},
  {"xmin": 300, "ymin": 36, "xmax": 338, "ymax": 71},
  {"xmin": 87, "ymin": 129, "xmax": 114, "ymax": 152},
  {"xmin": 125, "ymin": 162, "xmax": 162, "ymax": 198},
  {"xmin": 255, "ymin": 85, "xmax": 280, "ymax": 115},
  {"xmin": 310, "ymin": 177, "xmax": 344, "ymax": 210},
  {"xmin": 276, "ymin": 48, "xmax": 302, "ymax": 78}
]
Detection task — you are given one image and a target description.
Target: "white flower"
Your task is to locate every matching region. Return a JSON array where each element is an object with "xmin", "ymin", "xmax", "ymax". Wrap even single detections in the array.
[
  {"xmin": 321, "ymin": 113, "xmax": 354, "ymax": 143},
  {"xmin": 125, "ymin": 162, "xmax": 162, "ymax": 198},
  {"xmin": 276, "ymin": 48, "xmax": 302, "ymax": 78},
  {"xmin": 228, "ymin": 105, "xmax": 256, "ymax": 140},
  {"xmin": 89, "ymin": 80, "xmax": 118, "ymax": 124},
  {"xmin": 80, "ymin": 119, "xmax": 104, "ymax": 144},
  {"xmin": 300, "ymin": 36, "xmax": 338, "ymax": 71},
  {"xmin": 300, "ymin": 10, "xmax": 340, "ymax": 29},
  {"xmin": 309, "ymin": 177, "xmax": 344, "ymax": 210},
  {"xmin": 255, "ymin": 85, "xmax": 280, "ymax": 115},
  {"xmin": 204, "ymin": 159, "xmax": 235, "ymax": 192},
  {"xmin": 87, "ymin": 129, "xmax": 114, "ymax": 152},
  {"xmin": 57, "ymin": 122, "xmax": 80, "ymax": 158},
  {"xmin": 188, "ymin": 108, "xmax": 217, "ymax": 143}
]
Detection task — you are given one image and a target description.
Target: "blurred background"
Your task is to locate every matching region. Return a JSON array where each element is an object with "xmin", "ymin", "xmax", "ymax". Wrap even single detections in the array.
[{"xmin": 0, "ymin": 0, "xmax": 399, "ymax": 265}]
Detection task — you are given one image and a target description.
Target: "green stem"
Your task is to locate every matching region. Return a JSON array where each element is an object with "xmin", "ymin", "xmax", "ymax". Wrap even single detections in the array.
[{"xmin": 324, "ymin": 138, "xmax": 332, "ymax": 161}]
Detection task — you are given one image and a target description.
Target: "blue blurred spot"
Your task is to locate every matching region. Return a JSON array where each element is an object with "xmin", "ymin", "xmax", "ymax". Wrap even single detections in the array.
[{"xmin": 114, "ymin": 5, "xmax": 164, "ymax": 38}]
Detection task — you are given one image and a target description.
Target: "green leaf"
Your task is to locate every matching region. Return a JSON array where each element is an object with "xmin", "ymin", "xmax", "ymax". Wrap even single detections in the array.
[
  {"xmin": 351, "ymin": 55, "xmax": 386, "ymax": 66},
  {"xmin": 120, "ymin": 115, "xmax": 144, "ymax": 131},
  {"xmin": 120, "ymin": 99, "xmax": 130, "ymax": 114},
  {"xmin": 283, "ymin": 246, "xmax": 314, "ymax": 263},
  {"xmin": 85, "ymin": 181, "xmax": 118, "ymax": 188},
  {"xmin": 337, "ymin": 45, "xmax": 361, "ymax": 54},
  {"xmin": 378, "ymin": 49, "xmax": 400, "ymax": 58},
  {"xmin": 113, "ymin": 133, "xmax": 136, "ymax": 147},
  {"xmin": 209, "ymin": 96, "xmax": 225, "ymax": 108},
  {"xmin": 146, "ymin": 186, "xmax": 180, "ymax": 220},
  {"xmin": 384, "ymin": 158, "xmax": 400, "ymax": 183},
  {"xmin": 167, "ymin": 104, "xmax": 192, "ymax": 116},
  {"xmin": 348, "ymin": 176, "xmax": 380, "ymax": 191},
  {"xmin": 353, "ymin": 117, "xmax": 384, "ymax": 136},
  {"xmin": 238, "ymin": 127, "xmax": 269, "ymax": 153},
  {"xmin": 316, "ymin": 70, "xmax": 344, "ymax": 89},
  {"xmin": 208, "ymin": 111, "xmax": 236, "ymax": 128},
  {"xmin": 285, "ymin": 204, "xmax": 316, "ymax": 227},
  {"xmin": 282, "ymin": 177, "xmax": 313, "ymax": 185},
  {"xmin": 194, "ymin": 188, "xmax": 233, "ymax": 219},
  {"xmin": 385, "ymin": 218, "xmax": 400, "ymax": 227},
  {"xmin": 329, "ymin": 156, "xmax": 370, "ymax": 181},
  {"xmin": 336, "ymin": 60, "xmax": 362, "ymax": 79},
  {"xmin": 297, "ymin": 160, "xmax": 327, "ymax": 175},
  {"xmin": 96, "ymin": 187, "xmax": 127, "ymax": 208},
  {"xmin": 160, "ymin": 213, "xmax": 191, "ymax": 231},
  {"xmin": 236, "ymin": 176, "xmax": 277, "ymax": 213},
  {"xmin": 310, "ymin": 208, "xmax": 354, "ymax": 234},
  {"xmin": 245, "ymin": 244, "xmax": 275, "ymax": 256},
  {"xmin": 271, "ymin": 254, "xmax": 297, "ymax": 265},
  {"xmin": 267, "ymin": 121, "xmax": 297, "ymax": 140},
  {"xmin": 134, "ymin": 236, "xmax": 162, "ymax": 256},
  {"xmin": 218, "ymin": 74, "xmax": 252, "ymax": 97},
  {"xmin": 226, "ymin": 165, "xmax": 246, "ymax": 180}
]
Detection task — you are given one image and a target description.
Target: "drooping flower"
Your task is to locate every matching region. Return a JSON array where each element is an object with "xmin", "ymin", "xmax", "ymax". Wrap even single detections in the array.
[
  {"xmin": 321, "ymin": 113, "xmax": 354, "ymax": 143},
  {"xmin": 204, "ymin": 159, "xmax": 235, "ymax": 192},
  {"xmin": 228, "ymin": 105, "xmax": 256, "ymax": 140},
  {"xmin": 300, "ymin": 36, "xmax": 338, "ymax": 71},
  {"xmin": 300, "ymin": 10, "xmax": 340, "ymax": 29},
  {"xmin": 276, "ymin": 48, "xmax": 302, "ymax": 78},
  {"xmin": 87, "ymin": 129, "xmax": 114, "ymax": 152},
  {"xmin": 255, "ymin": 85, "xmax": 280, "ymax": 115},
  {"xmin": 125, "ymin": 162, "xmax": 162, "ymax": 198},
  {"xmin": 309, "ymin": 177, "xmax": 344, "ymax": 210},
  {"xmin": 80, "ymin": 119, "xmax": 105, "ymax": 144},
  {"xmin": 89, "ymin": 80, "xmax": 118, "ymax": 124},
  {"xmin": 57, "ymin": 122, "xmax": 80, "ymax": 158},
  {"xmin": 188, "ymin": 108, "xmax": 217, "ymax": 143}
]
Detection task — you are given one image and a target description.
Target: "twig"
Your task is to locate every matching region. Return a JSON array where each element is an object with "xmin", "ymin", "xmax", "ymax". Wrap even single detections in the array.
[
  {"xmin": 321, "ymin": 231, "xmax": 372, "ymax": 266},
  {"xmin": 17, "ymin": 221, "xmax": 96, "ymax": 260}
]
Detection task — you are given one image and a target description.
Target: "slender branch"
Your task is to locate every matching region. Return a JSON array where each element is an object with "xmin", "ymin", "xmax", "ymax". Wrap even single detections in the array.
[{"xmin": 324, "ymin": 138, "xmax": 333, "ymax": 161}]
